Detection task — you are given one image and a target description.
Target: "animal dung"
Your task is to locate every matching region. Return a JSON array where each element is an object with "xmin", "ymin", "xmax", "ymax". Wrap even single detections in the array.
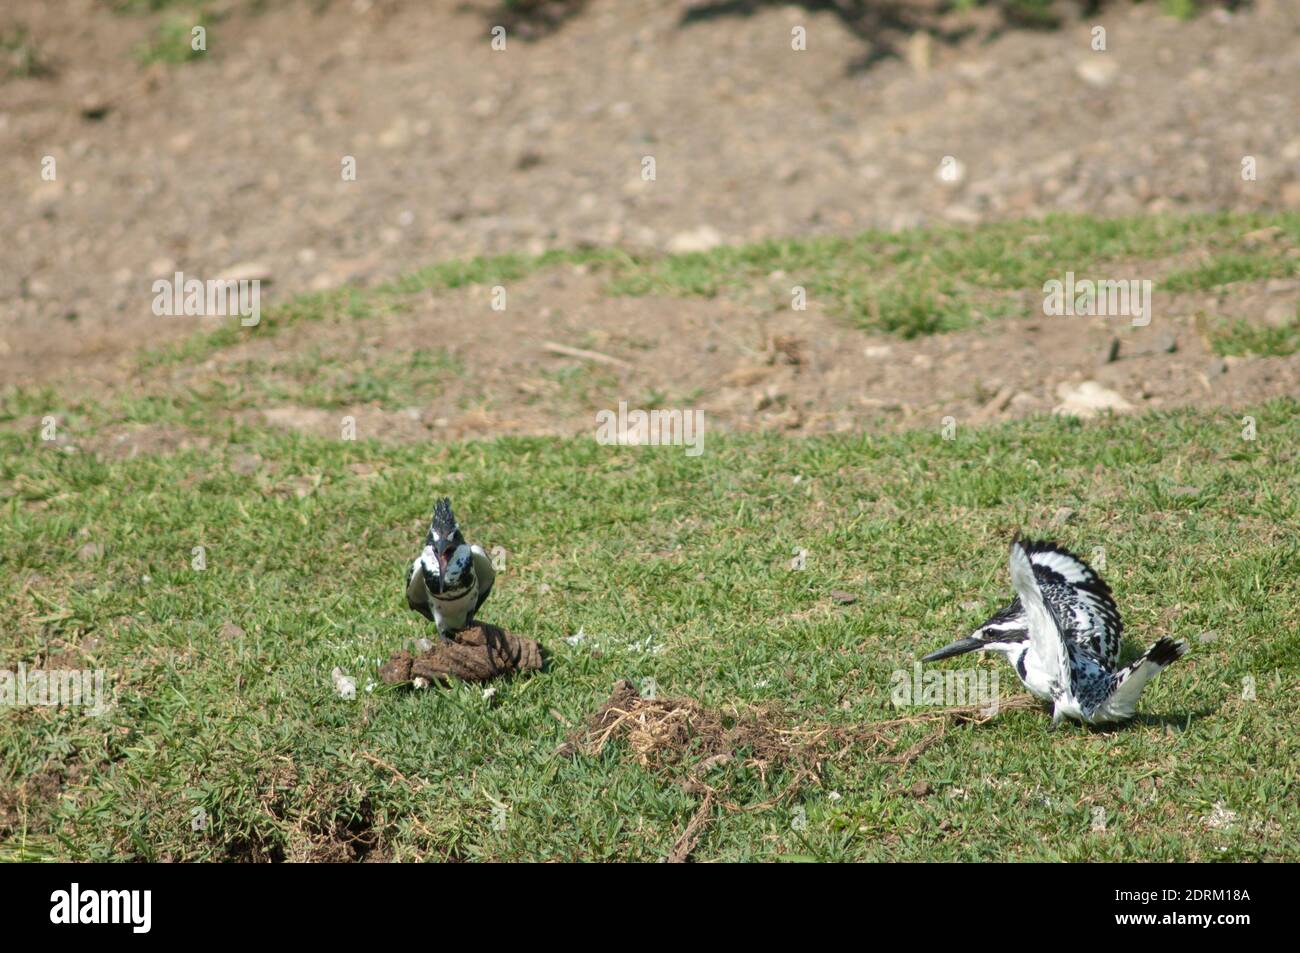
[{"xmin": 380, "ymin": 623, "xmax": 543, "ymax": 686}]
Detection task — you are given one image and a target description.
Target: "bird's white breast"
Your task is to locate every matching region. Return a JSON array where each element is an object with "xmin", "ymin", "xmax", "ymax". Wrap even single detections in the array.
[{"xmin": 1018, "ymin": 646, "xmax": 1058, "ymax": 701}]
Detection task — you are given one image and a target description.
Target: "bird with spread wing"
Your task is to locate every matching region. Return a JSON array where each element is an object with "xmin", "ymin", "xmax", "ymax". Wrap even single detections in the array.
[{"xmin": 922, "ymin": 539, "xmax": 1188, "ymax": 725}]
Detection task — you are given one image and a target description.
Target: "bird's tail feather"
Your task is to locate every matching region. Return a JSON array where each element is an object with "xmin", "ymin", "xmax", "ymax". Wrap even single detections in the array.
[{"xmin": 1105, "ymin": 637, "xmax": 1188, "ymax": 714}]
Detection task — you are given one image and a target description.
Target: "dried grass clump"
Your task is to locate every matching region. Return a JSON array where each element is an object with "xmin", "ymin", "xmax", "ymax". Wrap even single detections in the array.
[{"xmin": 560, "ymin": 680, "xmax": 1039, "ymax": 861}]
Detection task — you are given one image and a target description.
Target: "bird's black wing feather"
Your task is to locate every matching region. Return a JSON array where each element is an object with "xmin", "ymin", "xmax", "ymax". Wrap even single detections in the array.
[{"xmin": 470, "ymin": 545, "xmax": 495, "ymax": 618}]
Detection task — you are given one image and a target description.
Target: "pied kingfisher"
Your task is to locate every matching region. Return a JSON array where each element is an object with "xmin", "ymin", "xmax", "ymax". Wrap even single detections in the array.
[
  {"xmin": 405, "ymin": 498, "xmax": 496, "ymax": 640},
  {"xmin": 922, "ymin": 539, "xmax": 1188, "ymax": 725}
]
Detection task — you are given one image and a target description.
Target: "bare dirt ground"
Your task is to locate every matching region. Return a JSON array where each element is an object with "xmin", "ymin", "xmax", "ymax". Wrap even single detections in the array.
[
  {"xmin": 47, "ymin": 261, "xmax": 1291, "ymax": 457},
  {"xmin": 2, "ymin": 0, "xmax": 1298, "ymax": 430}
]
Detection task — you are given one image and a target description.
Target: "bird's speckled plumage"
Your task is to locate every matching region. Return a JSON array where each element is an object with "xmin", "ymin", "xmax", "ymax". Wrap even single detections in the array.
[
  {"xmin": 405, "ymin": 497, "xmax": 495, "ymax": 638},
  {"xmin": 923, "ymin": 538, "xmax": 1188, "ymax": 724}
]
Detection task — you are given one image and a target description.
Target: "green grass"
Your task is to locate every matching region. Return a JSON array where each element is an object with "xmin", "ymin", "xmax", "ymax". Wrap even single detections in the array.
[
  {"xmin": 604, "ymin": 212, "xmax": 1299, "ymax": 337},
  {"xmin": 1160, "ymin": 0, "xmax": 1200, "ymax": 22},
  {"xmin": 1164, "ymin": 253, "xmax": 1299, "ymax": 293},
  {"xmin": 3, "ymin": 210, "xmax": 1297, "ymax": 860},
  {"xmin": 212, "ymin": 347, "xmax": 465, "ymax": 412},
  {"xmin": 137, "ymin": 249, "xmax": 626, "ymax": 371},
  {"xmin": 2, "ymin": 397, "xmax": 1297, "ymax": 860},
  {"xmin": 134, "ymin": 9, "xmax": 211, "ymax": 66},
  {"xmin": 1207, "ymin": 310, "xmax": 1300, "ymax": 358},
  {"xmin": 134, "ymin": 212, "xmax": 1300, "ymax": 372}
]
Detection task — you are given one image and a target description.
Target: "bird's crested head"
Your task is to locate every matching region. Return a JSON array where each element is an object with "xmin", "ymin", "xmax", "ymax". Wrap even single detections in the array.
[
  {"xmin": 426, "ymin": 497, "xmax": 470, "ymax": 581},
  {"xmin": 429, "ymin": 497, "xmax": 459, "ymax": 542}
]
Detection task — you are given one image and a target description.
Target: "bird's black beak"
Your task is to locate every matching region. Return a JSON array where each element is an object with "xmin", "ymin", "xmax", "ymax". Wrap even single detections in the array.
[{"xmin": 921, "ymin": 637, "xmax": 985, "ymax": 663}]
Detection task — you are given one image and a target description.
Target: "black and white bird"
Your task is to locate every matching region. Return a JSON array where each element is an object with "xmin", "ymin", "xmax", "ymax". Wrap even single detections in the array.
[
  {"xmin": 405, "ymin": 498, "xmax": 495, "ymax": 640},
  {"xmin": 922, "ymin": 539, "xmax": 1188, "ymax": 725}
]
